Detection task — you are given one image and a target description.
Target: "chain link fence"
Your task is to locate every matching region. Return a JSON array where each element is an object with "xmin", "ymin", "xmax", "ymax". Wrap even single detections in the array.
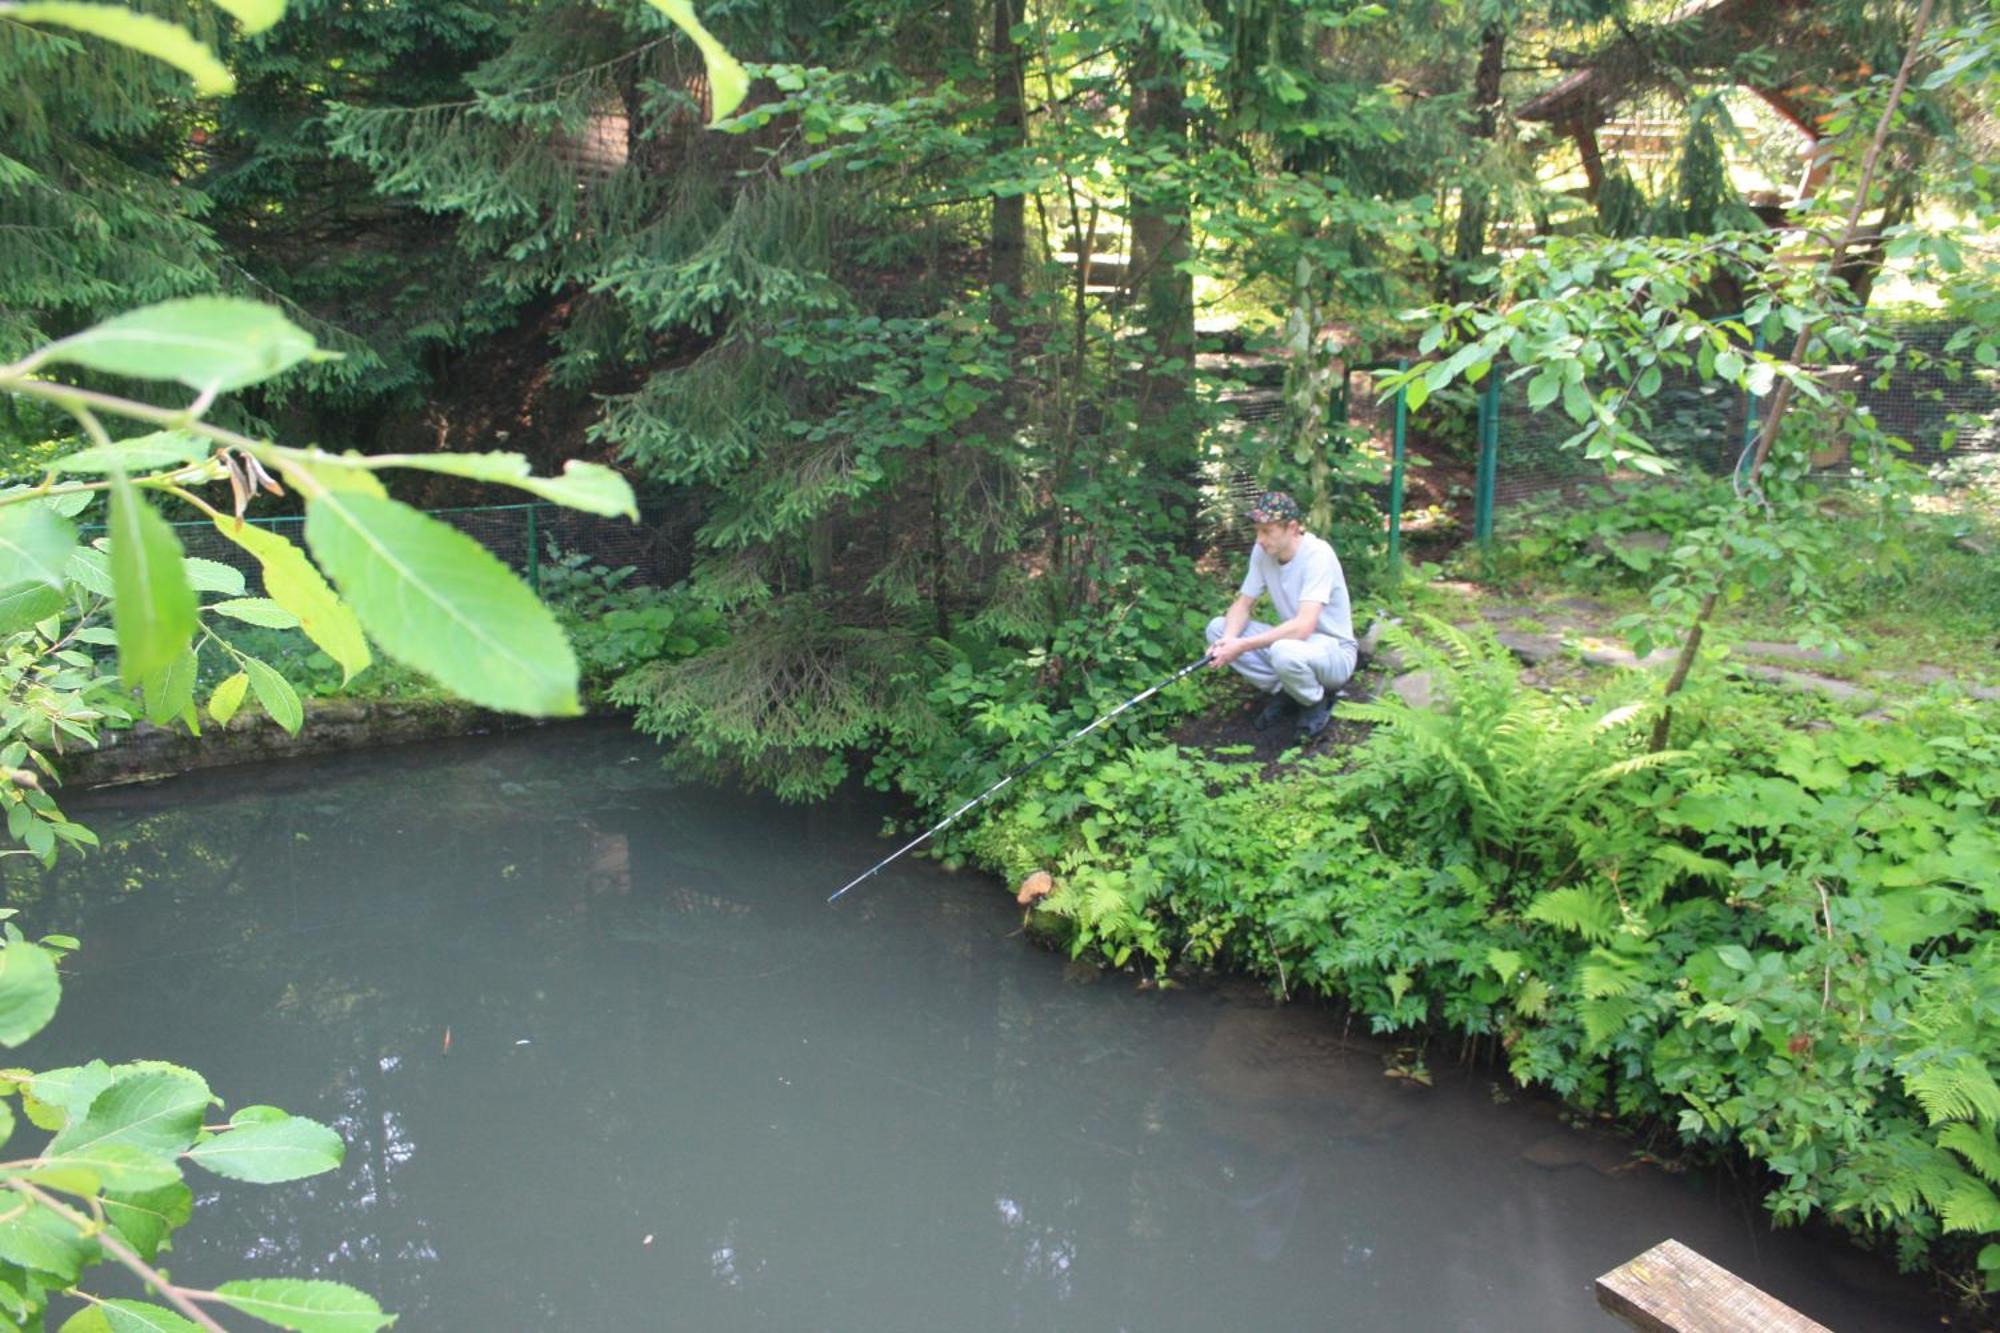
[{"xmin": 1483, "ymin": 318, "xmax": 2000, "ymax": 534}]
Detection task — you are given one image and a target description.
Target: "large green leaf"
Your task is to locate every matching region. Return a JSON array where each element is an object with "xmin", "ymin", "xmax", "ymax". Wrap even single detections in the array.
[
  {"xmin": 242, "ymin": 655, "xmax": 302, "ymax": 734},
  {"xmin": 208, "ymin": 597, "xmax": 297, "ymax": 628},
  {"xmin": 303, "ymin": 493, "xmax": 578, "ymax": 716},
  {"xmin": 47, "ymin": 1063, "xmax": 211, "ymax": 1160},
  {"xmin": 215, "ymin": 520, "xmax": 370, "ymax": 682},
  {"xmin": 186, "ymin": 1109, "xmax": 342, "ymax": 1183},
  {"xmin": 7, "ymin": 4, "xmax": 233, "ymax": 95},
  {"xmin": 211, "ymin": 1280, "xmax": 395, "ymax": 1333},
  {"xmin": 0, "ymin": 507, "xmax": 77, "ymax": 589},
  {"xmin": 39, "ymin": 299, "xmax": 320, "ymax": 394},
  {"xmin": 49, "ymin": 431, "xmax": 210, "ymax": 476},
  {"xmin": 0, "ymin": 1201, "xmax": 95, "ymax": 1283},
  {"xmin": 345, "ymin": 454, "xmax": 636, "ymax": 519},
  {"xmin": 28, "ymin": 1143, "xmax": 183, "ymax": 1195},
  {"xmin": 21, "ymin": 1062, "xmax": 113, "ymax": 1131},
  {"xmin": 645, "ymin": 0, "xmax": 748, "ymax": 123},
  {"xmin": 62, "ymin": 1300, "xmax": 205, "ymax": 1333},
  {"xmin": 208, "ymin": 0, "xmax": 285, "ymax": 34},
  {"xmin": 0, "ymin": 583, "xmax": 66, "ymax": 635},
  {"xmin": 0, "ymin": 1100, "xmax": 11, "ymax": 1151},
  {"xmin": 208, "ymin": 672, "xmax": 250, "ymax": 726},
  {"xmin": 101, "ymin": 1183, "xmax": 192, "ymax": 1264},
  {"xmin": 141, "ymin": 648, "xmax": 199, "ymax": 728},
  {"xmin": 182, "ymin": 557, "xmax": 246, "ymax": 595},
  {"xmin": 108, "ymin": 475, "xmax": 196, "ymax": 686},
  {"xmin": 65, "ymin": 545, "xmax": 115, "ymax": 598},
  {"xmin": 0, "ymin": 941, "xmax": 60, "ymax": 1047}
]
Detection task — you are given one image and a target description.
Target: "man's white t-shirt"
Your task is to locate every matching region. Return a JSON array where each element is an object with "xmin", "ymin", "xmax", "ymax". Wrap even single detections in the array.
[{"xmin": 1239, "ymin": 532, "xmax": 1354, "ymax": 645}]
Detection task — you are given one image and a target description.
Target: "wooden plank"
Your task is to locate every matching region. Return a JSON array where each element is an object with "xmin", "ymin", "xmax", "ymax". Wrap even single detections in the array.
[{"xmin": 1595, "ymin": 1239, "xmax": 1832, "ymax": 1333}]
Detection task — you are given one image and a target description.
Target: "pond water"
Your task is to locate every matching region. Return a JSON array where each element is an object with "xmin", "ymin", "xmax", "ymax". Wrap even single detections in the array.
[{"xmin": 16, "ymin": 723, "xmax": 1926, "ymax": 1331}]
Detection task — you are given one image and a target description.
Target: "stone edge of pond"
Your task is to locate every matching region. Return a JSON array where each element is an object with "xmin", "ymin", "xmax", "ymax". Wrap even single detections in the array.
[{"xmin": 64, "ymin": 698, "xmax": 629, "ymax": 790}]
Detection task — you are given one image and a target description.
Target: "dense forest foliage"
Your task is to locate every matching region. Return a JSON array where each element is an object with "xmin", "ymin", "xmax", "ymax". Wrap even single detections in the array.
[{"xmin": 3, "ymin": 0, "xmax": 1998, "ymax": 1317}]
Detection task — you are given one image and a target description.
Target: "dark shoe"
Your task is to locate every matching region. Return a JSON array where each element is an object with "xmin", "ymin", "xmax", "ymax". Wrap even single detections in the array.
[
  {"xmin": 1296, "ymin": 697, "xmax": 1333, "ymax": 740},
  {"xmin": 1252, "ymin": 692, "xmax": 1298, "ymax": 731}
]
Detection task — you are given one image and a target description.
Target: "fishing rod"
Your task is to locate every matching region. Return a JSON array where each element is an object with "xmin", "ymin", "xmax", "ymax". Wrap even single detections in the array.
[{"xmin": 828, "ymin": 653, "xmax": 1212, "ymax": 904}]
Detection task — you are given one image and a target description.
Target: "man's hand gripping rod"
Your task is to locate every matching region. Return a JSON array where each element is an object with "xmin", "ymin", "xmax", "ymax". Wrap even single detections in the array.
[{"xmin": 828, "ymin": 655, "xmax": 1211, "ymax": 903}]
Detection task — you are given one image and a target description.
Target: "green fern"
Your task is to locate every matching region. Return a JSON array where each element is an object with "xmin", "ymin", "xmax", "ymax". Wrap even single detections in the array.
[
  {"xmin": 1940, "ymin": 1122, "xmax": 2000, "ymax": 1188},
  {"xmin": 1525, "ymin": 885, "xmax": 1620, "ymax": 944},
  {"xmin": 1339, "ymin": 615, "xmax": 1685, "ymax": 862},
  {"xmin": 1909, "ymin": 1057, "xmax": 2000, "ymax": 1127}
]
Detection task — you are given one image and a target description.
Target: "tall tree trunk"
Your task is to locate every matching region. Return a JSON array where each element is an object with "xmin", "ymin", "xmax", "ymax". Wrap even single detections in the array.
[
  {"xmin": 1126, "ymin": 36, "xmax": 1195, "ymax": 467},
  {"xmin": 1450, "ymin": 23, "xmax": 1506, "ymax": 299},
  {"xmin": 989, "ymin": 0, "xmax": 1026, "ymax": 304}
]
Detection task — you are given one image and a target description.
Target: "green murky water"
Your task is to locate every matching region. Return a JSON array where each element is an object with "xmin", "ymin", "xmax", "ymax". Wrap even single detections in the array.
[{"xmin": 14, "ymin": 724, "xmax": 1925, "ymax": 1330}]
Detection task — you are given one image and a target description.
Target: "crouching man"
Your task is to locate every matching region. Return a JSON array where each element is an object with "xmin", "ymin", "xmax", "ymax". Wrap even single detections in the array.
[{"xmin": 1205, "ymin": 490, "xmax": 1357, "ymax": 741}]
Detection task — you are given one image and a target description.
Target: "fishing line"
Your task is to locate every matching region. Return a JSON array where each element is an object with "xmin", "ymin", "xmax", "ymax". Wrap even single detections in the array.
[{"xmin": 828, "ymin": 655, "xmax": 1211, "ymax": 903}]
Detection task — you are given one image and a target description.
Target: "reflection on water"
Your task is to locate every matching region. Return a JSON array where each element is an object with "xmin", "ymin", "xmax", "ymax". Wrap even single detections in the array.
[{"xmin": 13, "ymin": 724, "xmax": 1927, "ymax": 1331}]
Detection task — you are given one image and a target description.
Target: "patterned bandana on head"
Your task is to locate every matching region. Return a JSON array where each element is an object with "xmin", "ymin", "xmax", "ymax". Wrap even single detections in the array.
[{"xmin": 1248, "ymin": 490, "xmax": 1301, "ymax": 524}]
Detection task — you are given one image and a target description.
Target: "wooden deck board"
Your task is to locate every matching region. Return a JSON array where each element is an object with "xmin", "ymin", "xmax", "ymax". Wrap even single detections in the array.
[{"xmin": 1596, "ymin": 1239, "xmax": 1832, "ymax": 1333}]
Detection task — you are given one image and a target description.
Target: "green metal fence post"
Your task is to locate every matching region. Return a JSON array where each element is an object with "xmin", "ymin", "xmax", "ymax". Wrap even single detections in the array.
[
  {"xmin": 1388, "ymin": 359, "xmax": 1408, "ymax": 580},
  {"xmin": 526, "ymin": 504, "xmax": 540, "ymax": 595},
  {"xmin": 1475, "ymin": 371, "xmax": 1500, "ymax": 550}
]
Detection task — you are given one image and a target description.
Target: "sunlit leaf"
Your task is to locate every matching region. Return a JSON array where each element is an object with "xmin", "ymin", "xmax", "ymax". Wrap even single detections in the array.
[
  {"xmin": 208, "ymin": 671, "xmax": 250, "ymax": 726},
  {"xmin": 32, "ymin": 1143, "xmax": 183, "ymax": 1195},
  {"xmin": 0, "ymin": 940, "xmax": 60, "ymax": 1047},
  {"xmin": 108, "ymin": 475, "xmax": 196, "ymax": 686},
  {"xmin": 101, "ymin": 1183, "xmax": 192, "ymax": 1264},
  {"xmin": 326, "ymin": 454, "xmax": 636, "ymax": 519},
  {"xmin": 208, "ymin": 0, "xmax": 285, "ymax": 34},
  {"xmin": 0, "ymin": 583, "xmax": 66, "ymax": 635},
  {"xmin": 47, "ymin": 1063, "xmax": 212, "ymax": 1160},
  {"xmin": 21, "ymin": 1062, "xmax": 113, "ymax": 1131},
  {"xmin": 182, "ymin": 557, "xmax": 246, "ymax": 595},
  {"xmin": 0, "ymin": 506, "xmax": 76, "ymax": 591},
  {"xmin": 0, "ymin": 1199, "xmax": 96, "ymax": 1283},
  {"xmin": 64, "ymin": 1300, "xmax": 206, "ymax": 1333},
  {"xmin": 242, "ymin": 655, "xmax": 302, "ymax": 734},
  {"xmin": 207, "ymin": 597, "xmax": 298, "ymax": 628},
  {"xmin": 211, "ymin": 1279, "xmax": 395, "ymax": 1333},
  {"xmin": 141, "ymin": 648, "xmax": 199, "ymax": 728},
  {"xmin": 303, "ymin": 492, "xmax": 578, "ymax": 716},
  {"xmin": 7, "ymin": 3, "xmax": 234, "ymax": 95},
  {"xmin": 215, "ymin": 520, "xmax": 370, "ymax": 682},
  {"xmin": 39, "ymin": 298, "xmax": 320, "ymax": 394},
  {"xmin": 66, "ymin": 545, "xmax": 115, "ymax": 598},
  {"xmin": 186, "ymin": 1110, "xmax": 342, "ymax": 1183},
  {"xmin": 645, "ymin": 0, "xmax": 748, "ymax": 123},
  {"xmin": 49, "ymin": 431, "xmax": 211, "ymax": 476}
]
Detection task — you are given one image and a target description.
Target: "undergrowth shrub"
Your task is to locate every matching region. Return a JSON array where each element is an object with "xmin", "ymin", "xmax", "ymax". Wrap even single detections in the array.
[
  {"xmin": 539, "ymin": 543, "xmax": 723, "ymax": 697},
  {"xmin": 961, "ymin": 616, "xmax": 2000, "ymax": 1294},
  {"xmin": 866, "ymin": 548, "xmax": 1216, "ymax": 850}
]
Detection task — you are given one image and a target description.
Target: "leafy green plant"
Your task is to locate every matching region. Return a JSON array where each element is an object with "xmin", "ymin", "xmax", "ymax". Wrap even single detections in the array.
[
  {"xmin": 1485, "ymin": 479, "xmax": 1735, "ymax": 587},
  {"xmin": 953, "ymin": 611, "xmax": 2000, "ymax": 1295},
  {"xmin": 538, "ymin": 544, "xmax": 721, "ymax": 696},
  {"xmin": 0, "ymin": 918, "xmax": 384, "ymax": 1330},
  {"xmin": 1334, "ymin": 616, "xmax": 1684, "ymax": 864}
]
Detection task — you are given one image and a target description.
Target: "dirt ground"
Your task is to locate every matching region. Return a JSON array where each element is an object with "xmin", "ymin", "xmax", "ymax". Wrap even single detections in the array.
[{"xmin": 1168, "ymin": 658, "xmax": 1395, "ymax": 776}]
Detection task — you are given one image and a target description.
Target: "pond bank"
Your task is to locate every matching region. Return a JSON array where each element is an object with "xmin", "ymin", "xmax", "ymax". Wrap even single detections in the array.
[{"xmin": 63, "ymin": 697, "xmax": 588, "ymax": 789}]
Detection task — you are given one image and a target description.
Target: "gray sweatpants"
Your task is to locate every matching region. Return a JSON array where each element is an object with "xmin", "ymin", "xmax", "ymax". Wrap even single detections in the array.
[{"xmin": 1206, "ymin": 617, "xmax": 1357, "ymax": 705}]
